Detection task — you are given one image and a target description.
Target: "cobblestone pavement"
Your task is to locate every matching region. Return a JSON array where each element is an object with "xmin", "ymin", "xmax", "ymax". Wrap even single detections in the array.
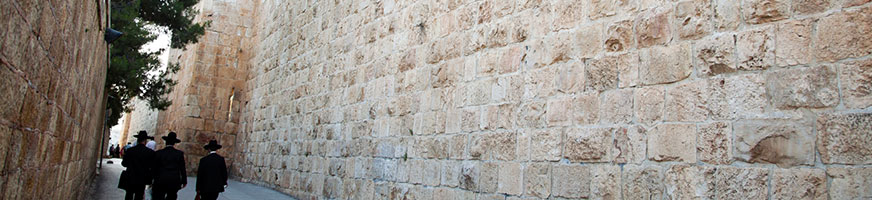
[{"xmin": 90, "ymin": 158, "xmax": 294, "ymax": 200}]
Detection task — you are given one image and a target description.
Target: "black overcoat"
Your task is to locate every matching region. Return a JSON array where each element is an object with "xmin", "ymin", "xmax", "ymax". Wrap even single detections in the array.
[
  {"xmin": 121, "ymin": 144, "xmax": 156, "ymax": 188},
  {"xmin": 196, "ymin": 153, "xmax": 228, "ymax": 193},
  {"xmin": 152, "ymin": 146, "xmax": 187, "ymax": 190}
]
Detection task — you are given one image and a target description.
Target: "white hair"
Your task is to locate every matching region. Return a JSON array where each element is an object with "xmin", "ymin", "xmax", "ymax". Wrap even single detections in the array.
[{"xmin": 146, "ymin": 141, "xmax": 157, "ymax": 150}]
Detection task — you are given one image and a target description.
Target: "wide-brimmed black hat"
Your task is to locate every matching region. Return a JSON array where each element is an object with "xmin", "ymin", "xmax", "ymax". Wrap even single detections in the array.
[
  {"xmin": 162, "ymin": 132, "xmax": 181, "ymax": 144},
  {"xmin": 132, "ymin": 131, "xmax": 154, "ymax": 140},
  {"xmin": 204, "ymin": 140, "xmax": 222, "ymax": 150}
]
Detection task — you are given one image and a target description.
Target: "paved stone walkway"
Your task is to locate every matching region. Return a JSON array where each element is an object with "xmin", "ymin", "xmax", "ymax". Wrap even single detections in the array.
[{"xmin": 90, "ymin": 158, "xmax": 293, "ymax": 200}]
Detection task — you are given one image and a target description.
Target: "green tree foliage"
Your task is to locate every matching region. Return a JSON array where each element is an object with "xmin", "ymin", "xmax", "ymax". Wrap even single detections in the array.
[{"xmin": 106, "ymin": 0, "xmax": 209, "ymax": 126}]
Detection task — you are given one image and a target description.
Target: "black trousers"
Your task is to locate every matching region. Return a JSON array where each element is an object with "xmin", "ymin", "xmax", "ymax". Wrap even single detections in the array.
[
  {"xmin": 199, "ymin": 192, "xmax": 219, "ymax": 200},
  {"xmin": 152, "ymin": 187, "xmax": 179, "ymax": 200},
  {"xmin": 124, "ymin": 185, "xmax": 145, "ymax": 200}
]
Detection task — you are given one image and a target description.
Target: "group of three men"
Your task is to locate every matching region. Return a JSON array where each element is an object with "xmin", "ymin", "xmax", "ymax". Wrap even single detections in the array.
[{"xmin": 121, "ymin": 131, "xmax": 228, "ymax": 200}]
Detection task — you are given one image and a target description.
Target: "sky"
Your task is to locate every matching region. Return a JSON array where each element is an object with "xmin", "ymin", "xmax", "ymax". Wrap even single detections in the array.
[{"xmin": 107, "ymin": 25, "xmax": 170, "ymax": 148}]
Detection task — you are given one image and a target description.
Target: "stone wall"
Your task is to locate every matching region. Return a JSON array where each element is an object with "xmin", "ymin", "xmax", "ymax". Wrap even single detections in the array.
[
  {"xmin": 154, "ymin": 0, "xmax": 256, "ymax": 175},
  {"xmin": 229, "ymin": 0, "xmax": 872, "ymax": 199},
  {"xmin": 0, "ymin": 0, "xmax": 110, "ymax": 199},
  {"xmin": 124, "ymin": 99, "xmax": 159, "ymax": 144}
]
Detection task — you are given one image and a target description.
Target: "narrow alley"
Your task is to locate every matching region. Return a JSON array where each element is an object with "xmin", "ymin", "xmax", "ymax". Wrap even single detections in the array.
[{"xmin": 89, "ymin": 158, "xmax": 294, "ymax": 200}]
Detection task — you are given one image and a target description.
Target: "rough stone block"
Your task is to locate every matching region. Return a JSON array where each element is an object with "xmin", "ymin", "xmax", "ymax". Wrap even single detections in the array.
[
  {"xmin": 590, "ymin": 165, "xmax": 621, "ymax": 200},
  {"xmin": 814, "ymin": 6, "xmax": 872, "ymax": 61},
  {"xmin": 772, "ymin": 168, "xmax": 827, "ymax": 200},
  {"xmin": 640, "ymin": 43, "xmax": 692, "ymax": 85},
  {"xmin": 793, "ymin": 0, "xmax": 831, "ymax": 15},
  {"xmin": 523, "ymin": 162, "xmax": 551, "ymax": 198},
  {"xmin": 441, "ymin": 161, "xmax": 461, "ymax": 187},
  {"xmin": 635, "ymin": 7, "xmax": 672, "ymax": 48},
  {"xmin": 564, "ymin": 127, "xmax": 613, "ymax": 163},
  {"xmin": 838, "ymin": 58, "xmax": 872, "ymax": 109},
  {"xmin": 736, "ymin": 26, "xmax": 775, "ymax": 71},
  {"xmin": 479, "ymin": 162, "xmax": 498, "ymax": 193},
  {"xmin": 714, "ymin": 167, "xmax": 769, "ymax": 199},
  {"xmin": 634, "ymin": 86, "xmax": 664, "ymax": 125},
  {"xmin": 599, "ymin": 89, "xmax": 634, "ymax": 124},
  {"xmin": 0, "ymin": 67, "xmax": 26, "ymax": 121},
  {"xmin": 586, "ymin": 54, "xmax": 622, "ymax": 91},
  {"xmin": 497, "ymin": 162, "xmax": 522, "ymax": 195},
  {"xmin": 622, "ymin": 165, "xmax": 664, "ymax": 200},
  {"xmin": 713, "ymin": 0, "xmax": 742, "ymax": 31},
  {"xmin": 574, "ymin": 23, "xmax": 604, "ymax": 59},
  {"xmin": 529, "ymin": 128, "xmax": 562, "ymax": 161},
  {"xmin": 817, "ymin": 112, "xmax": 872, "ymax": 164},
  {"xmin": 675, "ymin": 0, "xmax": 713, "ymax": 39},
  {"xmin": 827, "ymin": 167, "xmax": 872, "ymax": 199},
  {"xmin": 573, "ymin": 91, "xmax": 600, "ymax": 125},
  {"xmin": 734, "ymin": 120, "xmax": 815, "ymax": 167},
  {"xmin": 459, "ymin": 162, "xmax": 480, "ymax": 191},
  {"xmin": 697, "ymin": 122, "xmax": 732, "ymax": 164},
  {"xmin": 694, "ymin": 34, "xmax": 736, "ymax": 76},
  {"xmin": 552, "ymin": 0, "xmax": 587, "ymax": 30},
  {"xmin": 613, "ymin": 125, "xmax": 647, "ymax": 164},
  {"xmin": 664, "ymin": 165, "xmax": 716, "ymax": 199},
  {"xmin": 546, "ymin": 97, "xmax": 572, "ymax": 126},
  {"xmin": 647, "ymin": 123, "xmax": 697, "ymax": 163},
  {"xmin": 519, "ymin": 101, "xmax": 546, "ymax": 128},
  {"xmin": 766, "ymin": 65, "xmax": 839, "ymax": 109},
  {"xmin": 742, "ymin": 0, "xmax": 789, "ymax": 24},
  {"xmin": 841, "ymin": 0, "xmax": 872, "ymax": 7},
  {"xmin": 605, "ymin": 20, "xmax": 635, "ymax": 52},
  {"xmin": 664, "ymin": 80, "xmax": 707, "ymax": 122},
  {"xmin": 552, "ymin": 164, "xmax": 591, "ymax": 198}
]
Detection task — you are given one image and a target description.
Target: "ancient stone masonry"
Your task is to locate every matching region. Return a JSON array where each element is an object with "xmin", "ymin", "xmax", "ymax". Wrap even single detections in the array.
[
  {"xmin": 0, "ymin": 0, "xmax": 110, "ymax": 199},
  {"xmin": 142, "ymin": 0, "xmax": 872, "ymax": 199},
  {"xmin": 152, "ymin": 0, "xmax": 256, "ymax": 175},
  {"xmin": 123, "ymin": 98, "xmax": 159, "ymax": 145}
]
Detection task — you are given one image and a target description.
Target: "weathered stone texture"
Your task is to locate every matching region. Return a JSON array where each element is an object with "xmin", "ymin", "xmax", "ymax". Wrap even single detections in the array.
[
  {"xmin": 767, "ymin": 65, "xmax": 839, "ymax": 109},
  {"xmin": 772, "ymin": 168, "xmax": 827, "ymax": 200},
  {"xmin": 135, "ymin": 0, "xmax": 872, "ymax": 198},
  {"xmin": 648, "ymin": 124, "xmax": 697, "ymax": 163},
  {"xmin": 827, "ymin": 167, "xmax": 872, "ymax": 199},
  {"xmin": 734, "ymin": 120, "xmax": 815, "ymax": 167},
  {"xmin": 817, "ymin": 113, "xmax": 872, "ymax": 164},
  {"xmin": 0, "ymin": 0, "xmax": 110, "ymax": 199}
]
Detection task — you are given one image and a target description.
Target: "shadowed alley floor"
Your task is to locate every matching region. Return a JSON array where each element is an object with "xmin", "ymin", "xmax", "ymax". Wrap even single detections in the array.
[{"xmin": 89, "ymin": 158, "xmax": 294, "ymax": 200}]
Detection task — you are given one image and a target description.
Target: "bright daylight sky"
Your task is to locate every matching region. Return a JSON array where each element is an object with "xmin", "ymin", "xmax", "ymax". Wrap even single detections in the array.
[{"xmin": 107, "ymin": 25, "xmax": 170, "ymax": 148}]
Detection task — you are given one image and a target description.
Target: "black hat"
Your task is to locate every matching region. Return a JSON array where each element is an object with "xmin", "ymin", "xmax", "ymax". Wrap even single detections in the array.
[
  {"xmin": 204, "ymin": 140, "xmax": 222, "ymax": 150},
  {"xmin": 133, "ymin": 131, "xmax": 154, "ymax": 140},
  {"xmin": 162, "ymin": 132, "xmax": 181, "ymax": 144}
]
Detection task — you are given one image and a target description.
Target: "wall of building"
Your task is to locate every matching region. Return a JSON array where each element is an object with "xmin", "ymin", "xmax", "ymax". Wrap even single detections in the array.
[
  {"xmin": 123, "ymin": 99, "xmax": 159, "ymax": 145},
  {"xmin": 0, "ymin": 0, "xmax": 109, "ymax": 199},
  {"xmin": 231, "ymin": 0, "xmax": 872, "ymax": 199},
  {"xmin": 154, "ymin": 0, "xmax": 257, "ymax": 175}
]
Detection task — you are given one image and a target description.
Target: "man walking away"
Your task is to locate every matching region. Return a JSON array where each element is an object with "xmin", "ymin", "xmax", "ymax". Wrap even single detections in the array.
[
  {"xmin": 121, "ymin": 131, "xmax": 156, "ymax": 200},
  {"xmin": 152, "ymin": 132, "xmax": 187, "ymax": 200},
  {"xmin": 196, "ymin": 140, "xmax": 228, "ymax": 200}
]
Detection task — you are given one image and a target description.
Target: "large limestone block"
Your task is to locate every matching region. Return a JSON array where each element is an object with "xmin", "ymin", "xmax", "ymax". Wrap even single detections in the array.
[
  {"xmin": 640, "ymin": 43, "xmax": 692, "ymax": 85},
  {"xmin": 817, "ymin": 112, "xmax": 872, "ymax": 164},
  {"xmin": 564, "ymin": 127, "xmax": 613, "ymax": 163},
  {"xmin": 734, "ymin": 120, "xmax": 815, "ymax": 167},
  {"xmin": 648, "ymin": 123, "xmax": 697, "ymax": 163},
  {"xmin": 622, "ymin": 165, "xmax": 664, "ymax": 199},
  {"xmin": 713, "ymin": 167, "xmax": 769, "ymax": 199},
  {"xmin": 664, "ymin": 165, "xmax": 717, "ymax": 199},
  {"xmin": 772, "ymin": 168, "xmax": 827, "ymax": 200},
  {"xmin": 838, "ymin": 58, "xmax": 872, "ymax": 109},
  {"xmin": 697, "ymin": 122, "xmax": 732, "ymax": 164},
  {"xmin": 827, "ymin": 167, "xmax": 872, "ymax": 199},
  {"xmin": 815, "ymin": 6, "xmax": 872, "ymax": 61},
  {"xmin": 523, "ymin": 162, "xmax": 551, "ymax": 198},
  {"xmin": 552, "ymin": 164, "xmax": 591, "ymax": 198},
  {"xmin": 766, "ymin": 65, "xmax": 839, "ymax": 109},
  {"xmin": 741, "ymin": 0, "xmax": 789, "ymax": 24},
  {"xmin": 635, "ymin": 7, "xmax": 672, "ymax": 48}
]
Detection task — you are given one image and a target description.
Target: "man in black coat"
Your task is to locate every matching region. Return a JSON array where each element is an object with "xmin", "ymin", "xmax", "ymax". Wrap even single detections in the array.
[
  {"xmin": 196, "ymin": 140, "xmax": 228, "ymax": 200},
  {"xmin": 152, "ymin": 132, "xmax": 187, "ymax": 200},
  {"xmin": 121, "ymin": 131, "xmax": 156, "ymax": 200}
]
